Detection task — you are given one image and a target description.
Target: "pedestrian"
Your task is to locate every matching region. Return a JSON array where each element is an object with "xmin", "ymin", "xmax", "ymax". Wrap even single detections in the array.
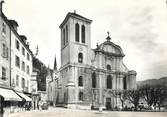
[
  {"xmin": 37, "ymin": 102, "xmax": 39, "ymax": 110},
  {"xmin": 39, "ymin": 101, "xmax": 42, "ymax": 111}
]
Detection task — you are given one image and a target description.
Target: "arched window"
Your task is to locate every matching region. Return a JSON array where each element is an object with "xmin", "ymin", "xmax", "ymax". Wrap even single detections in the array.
[
  {"xmin": 78, "ymin": 76, "xmax": 83, "ymax": 86},
  {"xmin": 107, "ymin": 64, "xmax": 111, "ymax": 70},
  {"xmin": 107, "ymin": 75, "xmax": 112, "ymax": 89},
  {"xmin": 78, "ymin": 53, "xmax": 83, "ymax": 63},
  {"xmin": 75, "ymin": 23, "xmax": 79, "ymax": 42},
  {"xmin": 66, "ymin": 25, "xmax": 68, "ymax": 43},
  {"xmin": 79, "ymin": 92, "xmax": 83, "ymax": 101},
  {"xmin": 92, "ymin": 72, "xmax": 96, "ymax": 88},
  {"xmin": 123, "ymin": 76, "xmax": 127, "ymax": 90},
  {"xmin": 81, "ymin": 25, "xmax": 85, "ymax": 43}
]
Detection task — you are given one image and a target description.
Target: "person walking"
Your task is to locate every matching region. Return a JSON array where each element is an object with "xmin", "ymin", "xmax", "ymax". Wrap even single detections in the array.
[{"xmin": 38, "ymin": 101, "xmax": 42, "ymax": 111}]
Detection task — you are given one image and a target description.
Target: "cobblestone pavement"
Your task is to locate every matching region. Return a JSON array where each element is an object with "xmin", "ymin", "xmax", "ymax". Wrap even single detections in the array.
[{"xmin": 10, "ymin": 107, "xmax": 167, "ymax": 117}]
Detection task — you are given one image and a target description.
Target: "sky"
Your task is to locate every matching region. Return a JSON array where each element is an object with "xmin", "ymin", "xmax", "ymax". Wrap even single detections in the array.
[{"xmin": 2, "ymin": 0, "xmax": 167, "ymax": 81}]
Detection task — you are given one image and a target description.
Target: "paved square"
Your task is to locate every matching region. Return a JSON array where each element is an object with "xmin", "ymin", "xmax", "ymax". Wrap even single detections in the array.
[{"xmin": 10, "ymin": 107, "xmax": 167, "ymax": 117}]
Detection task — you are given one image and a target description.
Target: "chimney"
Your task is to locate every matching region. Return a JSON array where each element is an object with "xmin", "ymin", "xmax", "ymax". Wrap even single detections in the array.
[
  {"xmin": 19, "ymin": 35, "xmax": 27, "ymax": 44},
  {"xmin": 8, "ymin": 20, "xmax": 19, "ymax": 31},
  {"xmin": 26, "ymin": 42, "xmax": 29, "ymax": 48},
  {"xmin": 0, "ymin": 0, "xmax": 4, "ymax": 15}
]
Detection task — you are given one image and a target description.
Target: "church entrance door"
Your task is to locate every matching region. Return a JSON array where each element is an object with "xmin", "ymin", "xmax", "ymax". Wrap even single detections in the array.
[{"xmin": 105, "ymin": 98, "xmax": 111, "ymax": 110}]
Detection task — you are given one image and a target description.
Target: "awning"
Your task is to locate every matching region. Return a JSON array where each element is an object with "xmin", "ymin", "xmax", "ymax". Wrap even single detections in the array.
[
  {"xmin": 0, "ymin": 88, "xmax": 22, "ymax": 101},
  {"xmin": 17, "ymin": 92, "xmax": 32, "ymax": 101}
]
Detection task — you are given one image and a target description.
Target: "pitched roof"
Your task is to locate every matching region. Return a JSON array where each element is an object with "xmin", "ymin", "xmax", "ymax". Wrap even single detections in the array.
[
  {"xmin": 8, "ymin": 20, "xmax": 19, "ymax": 27},
  {"xmin": 59, "ymin": 12, "xmax": 92, "ymax": 28},
  {"xmin": 1, "ymin": 12, "xmax": 33, "ymax": 56}
]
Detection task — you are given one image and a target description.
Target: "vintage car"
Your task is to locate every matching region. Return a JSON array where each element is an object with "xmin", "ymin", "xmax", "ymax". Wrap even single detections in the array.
[{"xmin": 41, "ymin": 102, "xmax": 48, "ymax": 110}]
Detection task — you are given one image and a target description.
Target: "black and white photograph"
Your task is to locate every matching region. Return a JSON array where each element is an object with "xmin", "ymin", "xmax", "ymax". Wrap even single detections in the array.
[{"xmin": 0, "ymin": 0, "xmax": 167, "ymax": 117}]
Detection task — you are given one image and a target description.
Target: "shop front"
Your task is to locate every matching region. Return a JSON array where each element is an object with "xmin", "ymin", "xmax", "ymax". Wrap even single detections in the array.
[
  {"xmin": 16, "ymin": 92, "xmax": 32, "ymax": 111},
  {"xmin": 0, "ymin": 88, "xmax": 22, "ymax": 117}
]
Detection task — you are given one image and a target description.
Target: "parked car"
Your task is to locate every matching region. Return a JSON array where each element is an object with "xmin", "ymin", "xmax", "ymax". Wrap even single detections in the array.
[
  {"xmin": 41, "ymin": 102, "xmax": 48, "ymax": 110},
  {"xmin": 138, "ymin": 104, "xmax": 145, "ymax": 111}
]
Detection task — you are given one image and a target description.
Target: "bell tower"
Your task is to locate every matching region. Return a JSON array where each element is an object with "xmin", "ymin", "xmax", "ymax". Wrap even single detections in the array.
[
  {"xmin": 59, "ymin": 11, "xmax": 92, "ymax": 67},
  {"xmin": 59, "ymin": 12, "xmax": 92, "ymax": 108}
]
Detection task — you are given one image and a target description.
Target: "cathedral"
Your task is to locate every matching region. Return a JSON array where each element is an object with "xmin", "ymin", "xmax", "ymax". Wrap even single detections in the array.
[{"xmin": 55, "ymin": 12, "xmax": 137, "ymax": 110}]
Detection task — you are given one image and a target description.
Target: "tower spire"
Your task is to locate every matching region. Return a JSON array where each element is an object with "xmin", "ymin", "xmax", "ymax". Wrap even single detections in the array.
[{"xmin": 53, "ymin": 54, "xmax": 57, "ymax": 71}]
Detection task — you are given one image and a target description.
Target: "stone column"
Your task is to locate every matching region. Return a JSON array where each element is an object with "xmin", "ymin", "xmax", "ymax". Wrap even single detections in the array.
[{"xmin": 98, "ymin": 72, "xmax": 103, "ymax": 111}]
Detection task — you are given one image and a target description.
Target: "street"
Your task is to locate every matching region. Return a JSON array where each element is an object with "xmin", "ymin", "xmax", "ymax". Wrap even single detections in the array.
[{"xmin": 10, "ymin": 107, "xmax": 167, "ymax": 117}]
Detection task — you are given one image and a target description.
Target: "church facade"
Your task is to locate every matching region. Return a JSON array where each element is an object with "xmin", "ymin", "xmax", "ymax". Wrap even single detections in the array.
[{"xmin": 56, "ymin": 12, "xmax": 137, "ymax": 110}]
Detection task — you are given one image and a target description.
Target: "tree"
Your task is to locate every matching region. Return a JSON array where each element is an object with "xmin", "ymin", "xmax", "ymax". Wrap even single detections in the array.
[
  {"xmin": 126, "ymin": 89, "xmax": 141, "ymax": 111},
  {"xmin": 113, "ymin": 90, "xmax": 128, "ymax": 110},
  {"xmin": 156, "ymin": 88, "xmax": 167, "ymax": 111},
  {"xmin": 139, "ymin": 84, "xmax": 167, "ymax": 111},
  {"xmin": 151, "ymin": 85, "xmax": 167, "ymax": 111},
  {"xmin": 33, "ymin": 57, "xmax": 48, "ymax": 91},
  {"xmin": 140, "ymin": 85, "xmax": 154, "ymax": 108}
]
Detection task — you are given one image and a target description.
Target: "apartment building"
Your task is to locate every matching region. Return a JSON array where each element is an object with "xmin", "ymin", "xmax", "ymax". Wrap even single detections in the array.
[
  {"xmin": 0, "ymin": 2, "xmax": 23, "ymax": 116},
  {"xmin": 0, "ymin": 7, "xmax": 10, "ymax": 89},
  {"xmin": 10, "ymin": 22, "xmax": 33, "ymax": 101}
]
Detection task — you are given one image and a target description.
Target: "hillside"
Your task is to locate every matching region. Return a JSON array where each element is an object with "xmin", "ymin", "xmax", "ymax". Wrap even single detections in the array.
[{"xmin": 137, "ymin": 77, "xmax": 167, "ymax": 88}]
